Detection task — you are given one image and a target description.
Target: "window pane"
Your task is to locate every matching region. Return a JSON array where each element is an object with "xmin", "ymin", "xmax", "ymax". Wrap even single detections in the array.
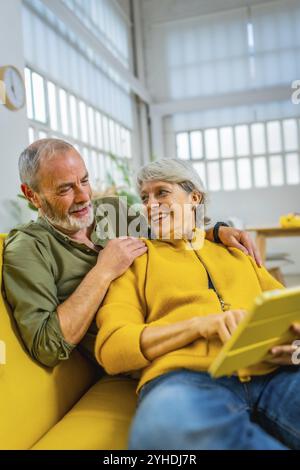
[
  {"xmin": 99, "ymin": 153, "xmax": 106, "ymax": 185},
  {"xmin": 109, "ymin": 119, "xmax": 116, "ymax": 154},
  {"xmin": 120, "ymin": 128, "xmax": 131, "ymax": 158},
  {"xmin": 59, "ymin": 89, "xmax": 69, "ymax": 135},
  {"xmin": 283, "ymin": 119, "xmax": 298, "ymax": 151},
  {"xmin": 286, "ymin": 153, "xmax": 300, "ymax": 185},
  {"xmin": 176, "ymin": 133, "xmax": 189, "ymax": 159},
  {"xmin": 32, "ymin": 72, "xmax": 46, "ymax": 123},
  {"xmin": 103, "ymin": 116, "xmax": 110, "ymax": 152},
  {"xmin": 105, "ymin": 155, "xmax": 114, "ymax": 181},
  {"xmin": 235, "ymin": 125, "xmax": 249, "ymax": 157},
  {"xmin": 82, "ymin": 147, "xmax": 90, "ymax": 173},
  {"xmin": 127, "ymin": 131, "xmax": 132, "ymax": 158},
  {"xmin": 47, "ymin": 82, "xmax": 58, "ymax": 131},
  {"xmin": 207, "ymin": 162, "xmax": 221, "ymax": 191},
  {"xmin": 270, "ymin": 155, "xmax": 284, "ymax": 186},
  {"xmin": 237, "ymin": 158, "xmax": 251, "ymax": 189},
  {"xmin": 28, "ymin": 127, "xmax": 35, "ymax": 144},
  {"xmin": 88, "ymin": 107, "xmax": 96, "ymax": 147},
  {"xmin": 222, "ymin": 160, "xmax": 237, "ymax": 190},
  {"xmin": 120, "ymin": 126, "xmax": 127, "ymax": 157},
  {"xmin": 95, "ymin": 112, "xmax": 103, "ymax": 150},
  {"xmin": 190, "ymin": 131, "xmax": 203, "ymax": 159},
  {"xmin": 25, "ymin": 68, "xmax": 33, "ymax": 120},
  {"xmin": 251, "ymin": 123, "xmax": 266, "ymax": 155},
  {"xmin": 79, "ymin": 101, "xmax": 88, "ymax": 142},
  {"xmin": 38, "ymin": 131, "xmax": 47, "ymax": 139},
  {"xmin": 193, "ymin": 162, "xmax": 206, "ymax": 186},
  {"xmin": 115, "ymin": 123, "xmax": 121, "ymax": 157},
  {"xmin": 90, "ymin": 150, "xmax": 99, "ymax": 188},
  {"xmin": 123, "ymin": 129, "xmax": 131, "ymax": 158},
  {"xmin": 267, "ymin": 121, "xmax": 281, "ymax": 153},
  {"xmin": 70, "ymin": 95, "xmax": 78, "ymax": 139},
  {"xmin": 205, "ymin": 129, "xmax": 219, "ymax": 159},
  {"xmin": 220, "ymin": 127, "xmax": 234, "ymax": 158},
  {"xmin": 254, "ymin": 157, "xmax": 268, "ymax": 187}
]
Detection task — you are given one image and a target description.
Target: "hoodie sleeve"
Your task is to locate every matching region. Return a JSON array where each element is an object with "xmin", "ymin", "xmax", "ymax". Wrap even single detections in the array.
[{"xmin": 94, "ymin": 253, "xmax": 151, "ymax": 375}]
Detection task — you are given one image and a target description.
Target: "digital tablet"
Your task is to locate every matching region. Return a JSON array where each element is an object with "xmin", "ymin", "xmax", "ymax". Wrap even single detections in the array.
[{"xmin": 209, "ymin": 286, "xmax": 300, "ymax": 378}]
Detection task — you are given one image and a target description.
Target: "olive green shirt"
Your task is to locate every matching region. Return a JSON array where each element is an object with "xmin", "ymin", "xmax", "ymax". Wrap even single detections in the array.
[{"xmin": 2, "ymin": 196, "xmax": 148, "ymax": 368}]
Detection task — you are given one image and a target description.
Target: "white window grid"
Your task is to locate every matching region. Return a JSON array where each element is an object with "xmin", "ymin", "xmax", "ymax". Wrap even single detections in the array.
[
  {"xmin": 61, "ymin": 0, "xmax": 130, "ymax": 68},
  {"xmin": 176, "ymin": 118, "xmax": 300, "ymax": 192},
  {"xmin": 23, "ymin": 0, "xmax": 133, "ymax": 126},
  {"xmin": 25, "ymin": 66, "xmax": 132, "ymax": 192}
]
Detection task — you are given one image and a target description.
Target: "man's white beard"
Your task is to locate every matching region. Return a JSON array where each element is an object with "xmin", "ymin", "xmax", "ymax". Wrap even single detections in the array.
[{"xmin": 41, "ymin": 199, "xmax": 94, "ymax": 232}]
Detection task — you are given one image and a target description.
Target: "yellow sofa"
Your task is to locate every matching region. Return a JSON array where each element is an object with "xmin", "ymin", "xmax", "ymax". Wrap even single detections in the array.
[{"xmin": 0, "ymin": 234, "xmax": 137, "ymax": 450}]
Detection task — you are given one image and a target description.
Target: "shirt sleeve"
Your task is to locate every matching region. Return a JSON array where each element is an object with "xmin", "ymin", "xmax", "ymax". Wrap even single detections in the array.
[
  {"xmin": 94, "ymin": 254, "xmax": 151, "ymax": 375},
  {"xmin": 2, "ymin": 233, "xmax": 76, "ymax": 367}
]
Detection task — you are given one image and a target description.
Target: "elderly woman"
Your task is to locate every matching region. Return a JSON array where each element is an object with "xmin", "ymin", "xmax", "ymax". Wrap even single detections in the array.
[{"xmin": 95, "ymin": 159, "xmax": 300, "ymax": 450}]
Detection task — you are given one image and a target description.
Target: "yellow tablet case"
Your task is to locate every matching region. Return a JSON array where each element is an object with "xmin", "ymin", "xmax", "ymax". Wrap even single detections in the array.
[{"xmin": 209, "ymin": 286, "xmax": 300, "ymax": 378}]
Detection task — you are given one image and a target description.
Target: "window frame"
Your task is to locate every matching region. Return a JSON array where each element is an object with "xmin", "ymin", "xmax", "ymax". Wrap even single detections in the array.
[
  {"xmin": 175, "ymin": 117, "xmax": 300, "ymax": 191},
  {"xmin": 26, "ymin": 66, "xmax": 132, "ymax": 191}
]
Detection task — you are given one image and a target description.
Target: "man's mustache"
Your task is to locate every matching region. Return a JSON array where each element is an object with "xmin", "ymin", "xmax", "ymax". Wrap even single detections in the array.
[{"xmin": 69, "ymin": 202, "xmax": 92, "ymax": 214}]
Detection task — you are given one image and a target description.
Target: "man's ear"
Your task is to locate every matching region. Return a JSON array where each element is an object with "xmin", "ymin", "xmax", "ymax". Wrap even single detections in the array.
[{"xmin": 21, "ymin": 183, "xmax": 42, "ymax": 209}]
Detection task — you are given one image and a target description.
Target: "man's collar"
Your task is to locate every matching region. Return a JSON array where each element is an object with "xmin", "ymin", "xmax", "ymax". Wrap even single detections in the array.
[{"xmin": 36, "ymin": 215, "xmax": 99, "ymax": 251}]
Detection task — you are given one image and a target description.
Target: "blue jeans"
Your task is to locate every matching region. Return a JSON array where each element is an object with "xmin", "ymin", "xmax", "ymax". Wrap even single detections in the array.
[{"xmin": 128, "ymin": 367, "xmax": 300, "ymax": 450}]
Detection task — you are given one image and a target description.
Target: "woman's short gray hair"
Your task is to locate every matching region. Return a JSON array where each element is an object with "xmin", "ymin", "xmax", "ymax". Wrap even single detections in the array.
[
  {"xmin": 19, "ymin": 138, "xmax": 74, "ymax": 191},
  {"xmin": 136, "ymin": 158, "xmax": 210, "ymax": 224}
]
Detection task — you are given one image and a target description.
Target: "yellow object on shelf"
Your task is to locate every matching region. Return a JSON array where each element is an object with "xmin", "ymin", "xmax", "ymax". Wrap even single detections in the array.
[{"xmin": 280, "ymin": 213, "xmax": 300, "ymax": 228}]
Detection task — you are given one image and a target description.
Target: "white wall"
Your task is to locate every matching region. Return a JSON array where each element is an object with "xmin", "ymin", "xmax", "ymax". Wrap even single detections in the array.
[
  {"xmin": 115, "ymin": 0, "xmax": 131, "ymax": 19},
  {"xmin": 208, "ymin": 186, "xmax": 300, "ymax": 276},
  {"xmin": 0, "ymin": 0, "xmax": 30, "ymax": 232}
]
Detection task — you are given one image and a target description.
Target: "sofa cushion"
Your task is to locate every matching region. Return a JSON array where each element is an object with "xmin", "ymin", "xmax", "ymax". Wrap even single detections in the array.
[
  {"xmin": 31, "ymin": 376, "xmax": 137, "ymax": 450},
  {"xmin": 0, "ymin": 235, "xmax": 95, "ymax": 449}
]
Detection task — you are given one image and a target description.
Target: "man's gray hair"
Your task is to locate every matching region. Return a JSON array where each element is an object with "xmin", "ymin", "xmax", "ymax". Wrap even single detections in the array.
[
  {"xmin": 19, "ymin": 138, "xmax": 75, "ymax": 191},
  {"xmin": 136, "ymin": 158, "xmax": 210, "ymax": 224}
]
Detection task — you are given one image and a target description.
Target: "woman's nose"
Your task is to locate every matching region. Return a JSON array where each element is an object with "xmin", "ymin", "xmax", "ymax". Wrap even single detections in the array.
[{"xmin": 146, "ymin": 196, "xmax": 159, "ymax": 212}]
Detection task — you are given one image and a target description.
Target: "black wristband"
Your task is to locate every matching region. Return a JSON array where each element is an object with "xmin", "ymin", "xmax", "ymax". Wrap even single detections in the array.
[{"xmin": 213, "ymin": 222, "xmax": 230, "ymax": 243}]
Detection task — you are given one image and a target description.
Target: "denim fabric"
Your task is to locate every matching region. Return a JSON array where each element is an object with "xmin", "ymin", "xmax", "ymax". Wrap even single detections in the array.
[{"xmin": 128, "ymin": 367, "xmax": 300, "ymax": 450}]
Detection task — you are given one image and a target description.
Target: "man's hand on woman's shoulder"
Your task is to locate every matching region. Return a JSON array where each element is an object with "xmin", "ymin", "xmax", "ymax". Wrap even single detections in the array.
[{"xmin": 217, "ymin": 226, "xmax": 262, "ymax": 267}]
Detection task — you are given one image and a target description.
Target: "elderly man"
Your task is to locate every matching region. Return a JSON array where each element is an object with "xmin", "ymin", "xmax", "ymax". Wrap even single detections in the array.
[{"xmin": 2, "ymin": 138, "xmax": 261, "ymax": 368}]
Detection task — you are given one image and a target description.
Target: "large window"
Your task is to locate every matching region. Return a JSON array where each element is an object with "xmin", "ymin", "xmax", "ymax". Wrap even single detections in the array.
[
  {"xmin": 22, "ymin": 0, "xmax": 135, "ymax": 190},
  {"xmin": 62, "ymin": 0, "xmax": 130, "ymax": 67},
  {"xmin": 148, "ymin": 0, "xmax": 300, "ymax": 102},
  {"xmin": 176, "ymin": 118, "xmax": 300, "ymax": 191},
  {"xmin": 26, "ymin": 67, "xmax": 132, "ymax": 190}
]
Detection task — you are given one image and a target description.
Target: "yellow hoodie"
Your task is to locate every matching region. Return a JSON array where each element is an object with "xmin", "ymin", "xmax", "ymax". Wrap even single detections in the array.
[{"xmin": 95, "ymin": 230, "xmax": 283, "ymax": 394}]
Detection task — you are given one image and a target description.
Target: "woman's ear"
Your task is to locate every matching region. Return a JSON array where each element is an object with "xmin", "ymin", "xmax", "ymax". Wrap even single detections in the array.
[{"xmin": 192, "ymin": 191, "xmax": 202, "ymax": 205}]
